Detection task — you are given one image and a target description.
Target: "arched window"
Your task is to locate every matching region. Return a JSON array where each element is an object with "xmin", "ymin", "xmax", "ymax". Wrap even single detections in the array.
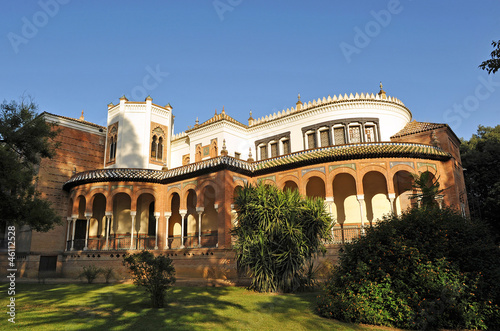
[
  {"xmin": 151, "ymin": 136, "xmax": 157, "ymax": 158},
  {"xmin": 158, "ymin": 137, "xmax": 163, "ymax": 160},
  {"xmin": 109, "ymin": 136, "xmax": 114, "ymax": 161},
  {"xmin": 150, "ymin": 126, "xmax": 165, "ymax": 162},
  {"xmin": 107, "ymin": 124, "xmax": 118, "ymax": 163},
  {"xmin": 111, "ymin": 137, "xmax": 116, "ymax": 160}
]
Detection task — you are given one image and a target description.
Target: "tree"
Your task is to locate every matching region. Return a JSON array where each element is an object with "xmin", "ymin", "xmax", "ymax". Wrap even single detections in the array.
[
  {"xmin": 232, "ymin": 183, "xmax": 332, "ymax": 293},
  {"xmin": 0, "ymin": 98, "xmax": 60, "ymax": 232},
  {"xmin": 317, "ymin": 207, "xmax": 500, "ymax": 329},
  {"xmin": 479, "ymin": 40, "xmax": 500, "ymax": 74},
  {"xmin": 460, "ymin": 125, "xmax": 500, "ymax": 238},
  {"xmin": 123, "ymin": 251, "xmax": 176, "ymax": 308},
  {"xmin": 409, "ymin": 169, "xmax": 444, "ymax": 209}
]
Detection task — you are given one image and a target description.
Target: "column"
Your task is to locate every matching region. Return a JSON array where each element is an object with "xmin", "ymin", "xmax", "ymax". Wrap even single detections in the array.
[
  {"xmin": 230, "ymin": 204, "xmax": 238, "ymax": 226},
  {"xmin": 84, "ymin": 213, "xmax": 91, "ymax": 250},
  {"xmin": 437, "ymin": 196, "xmax": 444, "ymax": 209},
  {"xmin": 105, "ymin": 212, "xmax": 112, "ymax": 250},
  {"xmin": 65, "ymin": 217, "xmax": 72, "ymax": 251},
  {"xmin": 325, "ymin": 197, "xmax": 334, "ymax": 242},
  {"xmin": 357, "ymin": 195, "xmax": 365, "ymax": 235},
  {"xmin": 70, "ymin": 214, "xmax": 77, "ymax": 251},
  {"xmin": 361, "ymin": 122, "xmax": 366, "ymax": 143},
  {"xmin": 164, "ymin": 212, "xmax": 171, "ymax": 249},
  {"xmin": 213, "ymin": 204, "xmax": 219, "ymax": 248},
  {"xmin": 179, "ymin": 209, "xmax": 187, "ymax": 248},
  {"xmin": 130, "ymin": 211, "xmax": 136, "ymax": 250},
  {"xmin": 196, "ymin": 207, "xmax": 204, "ymax": 247},
  {"xmin": 154, "ymin": 212, "xmax": 160, "ymax": 250},
  {"xmin": 388, "ymin": 193, "xmax": 396, "ymax": 214}
]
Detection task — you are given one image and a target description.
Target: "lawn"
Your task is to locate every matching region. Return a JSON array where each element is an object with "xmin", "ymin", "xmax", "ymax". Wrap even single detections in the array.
[{"xmin": 0, "ymin": 283, "xmax": 393, "ymax": 330}]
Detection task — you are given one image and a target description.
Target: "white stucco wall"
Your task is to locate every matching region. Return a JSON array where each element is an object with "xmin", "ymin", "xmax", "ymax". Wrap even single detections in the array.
[{"xmin": 106, "ymin": 93, "xmax": 412, "ymax": 169}]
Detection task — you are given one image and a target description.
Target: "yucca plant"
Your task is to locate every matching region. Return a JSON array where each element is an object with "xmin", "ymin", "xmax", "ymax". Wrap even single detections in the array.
[{"xmin": 232, "ymin": 183, "xmax": 333, "ymax": 293}]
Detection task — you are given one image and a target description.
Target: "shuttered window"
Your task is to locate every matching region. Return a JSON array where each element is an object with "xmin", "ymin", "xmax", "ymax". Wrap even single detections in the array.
[
  {"xmin": 270, "ymin": 143, "xmax": 278, "ymax": 158},
  {"xmin": 307, "ymin": 133, "xmax": 316, "ymax": 149},
  {"xmin": 334, "ymin": 128, "xmax": 345, "ymax": 145},
  {"xmin": 260, "ymin": 145, "xmax": 267, "ymax": 160},
  {"xmin": 320, "ymin": 130, "xmax": 330, "ymax": 147},
  {"xmin": 282, "ymin": 140, "xmax": 290, "ymax": 154}
]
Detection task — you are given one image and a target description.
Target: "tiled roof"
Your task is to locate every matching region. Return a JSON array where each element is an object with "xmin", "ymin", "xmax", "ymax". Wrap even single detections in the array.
[
  {"xmin": 41, "ymin": 112, "xmax": 106, "ymax": 130},
  {"xmin": 63, "ymin": 142, "xmax": 451, "ymax": 190},
  {"xmin": 391, "ymin": 121, "xmax": 447, "ymax": 139}
]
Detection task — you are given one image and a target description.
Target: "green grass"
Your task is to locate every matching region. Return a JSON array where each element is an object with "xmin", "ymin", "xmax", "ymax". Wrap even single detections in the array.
[{"xmin": 0, "ymin": 283, "xmax": 393, "ymax": 330}]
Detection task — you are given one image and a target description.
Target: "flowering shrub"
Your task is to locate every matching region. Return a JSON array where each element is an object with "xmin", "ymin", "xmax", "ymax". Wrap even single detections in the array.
[{"xmin": 317, "ymin": 208, "xmax": 500, "ymax": 329}]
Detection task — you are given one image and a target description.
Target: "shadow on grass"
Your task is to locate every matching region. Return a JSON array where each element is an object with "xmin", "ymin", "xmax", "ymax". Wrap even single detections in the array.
[
  {"xmin": 255, "ymin": 291, "xmax": 382, "ymax": 331},
  {"xmin": 0, "ymin": 283, "xmax": 245, "ymax": 330}
]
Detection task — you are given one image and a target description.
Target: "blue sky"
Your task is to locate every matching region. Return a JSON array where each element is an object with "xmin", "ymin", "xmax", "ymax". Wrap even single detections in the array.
[{"xmin": 1, "ymin": 0, "xmax": 499, "ymax": 139}]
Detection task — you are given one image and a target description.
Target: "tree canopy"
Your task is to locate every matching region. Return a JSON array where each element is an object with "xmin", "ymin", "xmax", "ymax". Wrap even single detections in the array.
[
  {"xmin": 232, "ymin": 183, "xmax": 332, "ymax": 293},
  {"xmin": 479, "ymin": 40, "xmax": 500, "ymax": 74},
  {"xmin": 460, "ymin": 125, "xmax": 500, "ymax": 238},
  {"xmin": 0, "ymin": 98, "xmax": 60, "ymax": 231}
]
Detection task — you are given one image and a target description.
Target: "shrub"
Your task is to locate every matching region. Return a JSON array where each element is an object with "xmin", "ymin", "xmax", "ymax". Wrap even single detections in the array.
[
  {"xmin": 101, "ymin": 267, "xmax": 115, "ymax": 284},
  {"xmin": 232, "ymin": 183, "xmax": 333, "ymax": 293},
  {"xmin": 79, "ymin": 265, "xmax": 101, "ymax": 284},
  {"xmin": 317, "ymin": 207, "xmax": 500, "ymax": 329},
  {"xmin": 123, "ymin": 251, "xmax": 176, "ymax": 308}
]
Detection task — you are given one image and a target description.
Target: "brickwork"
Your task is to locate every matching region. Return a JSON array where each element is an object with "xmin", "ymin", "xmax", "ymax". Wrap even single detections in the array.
[{"xmin": 30, "ymin": 121, "xmax": 105, "ymax": 255}]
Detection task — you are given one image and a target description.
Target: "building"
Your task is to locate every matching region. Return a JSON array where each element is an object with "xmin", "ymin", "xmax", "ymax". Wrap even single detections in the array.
[{"xmin": 0, "ymin": 85, "xmax": 468, "ymax": 281}]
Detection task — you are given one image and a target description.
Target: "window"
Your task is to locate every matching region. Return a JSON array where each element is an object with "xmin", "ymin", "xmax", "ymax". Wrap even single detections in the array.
[
  {"xmin": 349, "ymin": 126, "xmax": 361, "ymax": 143},
  {"xmin": 107, "ymin": 124, "xmax": 118, "ymax": 163},
  {"xmin": 255, "ymin": 132, "xmax": 291, "ymax": 159},
  {"xmin": 39, "ymin": 256, "xmax": 57, "ymax": 272},
  {"xmin": 110, "ymin": 138, "xmax": 116, "ymax": 160},
  {"xmin": 150, "ymin": 126, "xmax": 165, "ymax": 162},
  {"xmin": 282, "ymin": 139, "xmax": 290, "ymax": 154},
  {"xmin": 365, "ymin": 126, "xmax": 375, "ymax": 142},
  {"xmin": 151, "ymin": 136, "xmax": 157, "ymax": 158},
  {"xmin": 270, "ymin": 142, "xmax": 278, "ymax": 158},
  {"xmin": 307, "ymin": 132, "xmax": 316, "ymax": 149},
  {"xmin": 158, "ymin": 137, "xmax": 163, "ymax": 159},
  {"xmin": 320, "ymin": 130, "xmax": 330, "ymax": 147},
  {"xmin": 260, "ymin": 145, "xmax": 267, "ymax": 160},
  {"xmin": 334, "ymin": 127, "xmax": 345, "ymax": 145}
]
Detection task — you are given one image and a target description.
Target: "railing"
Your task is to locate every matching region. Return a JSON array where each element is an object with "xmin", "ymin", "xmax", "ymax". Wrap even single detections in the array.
[
  {"xmin": 66, "ymin": 233, "xmax": 217, "ymax": 251},
  {"xmin": 87, "ymin": 238, "xmax": 106, "ymax": 251},
  {"xmin": 134, "ymin": 236, "xmax": 156, "ymax": 250},
  {"xmin": 167, "ymin": 232, "xmax": 218, "ymax": 249},
  {"xmin": 108, "ymin": 237, "xmax": 132, "ymax": 250},
  {"xmin": 329, "ymin": 226, "xmax": 363, "ymax": 244}
]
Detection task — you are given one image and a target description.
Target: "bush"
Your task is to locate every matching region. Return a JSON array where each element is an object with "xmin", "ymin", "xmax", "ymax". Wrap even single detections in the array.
[
  {"xmin": 123, "ymin": 251, "xmax": 176, "ymax": 308},
  {"xmin": 317, "ymin": 207, "xmax": 500, "ymax": 329},
  {"xmin": 79, "ymin": 265, "xmax": 101, "ymax": 284},
  {"xmin": 101, "ymin": 267, "xmax": 115, "ymax": 284},
  {"xmin": 232, "ymin": 183, "xmax": 332, "ymax": 293}
]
